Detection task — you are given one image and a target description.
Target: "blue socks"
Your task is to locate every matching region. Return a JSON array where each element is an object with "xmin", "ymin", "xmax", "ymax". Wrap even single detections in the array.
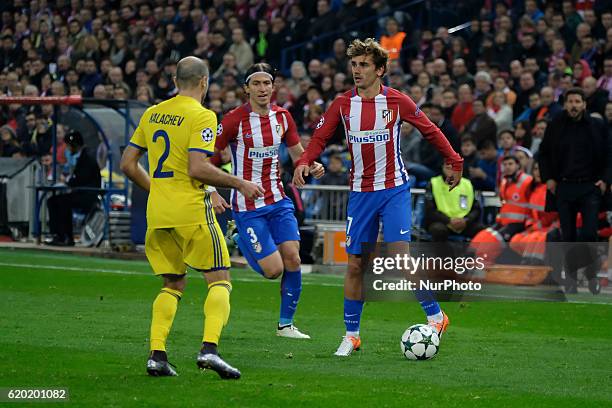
[
  {"xmin": 414, "ymin": 289, "xmax": 441, "ymax": 317},
  {"xmin": 344, "ymin": 298, "xmax": 364, "ymax": 336},
  {"xmin": 235, "ymin": 235, "xmax": 264, "ymax": 275},
  {"xmin": 279, "ymin": 269, "xmax": 302, "ymax": 326}
]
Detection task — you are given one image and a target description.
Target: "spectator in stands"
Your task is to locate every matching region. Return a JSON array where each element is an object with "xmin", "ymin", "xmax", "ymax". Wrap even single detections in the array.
[
  {"xmin": 229, "ymin": 28, "xmax": 253, "ymax": 73},
  {"xmin": 514, "ymin": 71, "xmax": 537, "ymax": 119},
  {"xmin": 524, "ymin": 0, "xmax": 544, "ymax": 23},
  {"xmin": 460, "ymin": 134, "xmax": 478, "ymax": 173},
  {"xmin": 572, "ymin": 59, "xmax": 592, "ymax": 86},
  {"xmin": 530, "ymin": 118, "xmax": 548, "ymax": 156},
  {"xmin": 492, "ymin": 30, "xmax": 513, "ymax": 71},
  {"xmin": 408, "ymin": 84, "xmax": 426, "ymax": 107},
  {"xmin": 92, "ymin": 84, "xmax": 108, "ymax": 99},
  {"xmin": 307, "ymin": 0, "xmax": 336, "ymax": 51},
  {"xmin": 451, "ymin": 84, "xmax": 475, "ymax": 133},
  {"xmin": 441, "ymin": 88, "xmax": 458, "ymax": 119},
  {"xmin": 514, "ymin": 120, "xmax": 532, "ymax": 150},
  {"xmin": 380, "ymin": 17, "xmax": 408, "ymax": 62},
  {"xmin": 487, "ymin": 91, "xmax": 513, "ymax": 134},
  {"xmin": 583, "ymin": 76, "xmax": 608, "ymax": 116},
  {"xmin": 452, "ymin": 58, "xmax": 474, "ymax": 87},
  {"xmin": 0, "ymin": 33, "xmax": 18, "ymax": 71},
  {"xmin": 307, "ymin": 59, "xmax": 323, "ymax": 87},
  {"xmin": 80, "ymin": 58, "xmax": 102, "ymax": 97},
  {"xmin": 285, "ymin": 4, "xmax": 308, "ymax": 47},
  {"xmin": 21, "ymin": 114, "xmax": 52, "ymax": 157},
  {"xmin": 267, "ymin": 16, "xmax": 288, "ymax": 67},
  {"xmin": 597, "ymin": 57, "xmax": 612, "ymax": 99},
  {"xmin": 0, "ymin": 125, "xmax": 21, "ymax": 158},
  {"xmin": 208, "ymin": 30, "xmax": 230, "ymax": 72},
  {"xmin": 425, "ymin": 164, "xmax": 483, "ymax": 242},
  {"xmin": 474, "ymin": 71, "xmax": 493, "ymax": 100},
  {"xmin": 467, "ymin": 139, "xmax": 497, "ymax": 192},
  {"xmin": 320, "ymin": 155, "xmax": 348, "ymax": 187},
  {"xmin": 286, "ymin": 61, "xmax": 307, "ymax": 98},
  {"xmin": 407, "ymin": 58, "xmax": 424, "ymax": 86},
  {"xmin": 45, "ymin": 130, "xmax": 101, "ymax": 246},
  {"xmin": 465, "ymin": 98, "xmax": 497, "ymax": 146},
  {"xmin": 212, "ymin": 52, "xmax": 240, "ymax": 85},
  {"xmin": 515, "ymin": 91, "xmax": 541, "ymax": 126},
  {"xmin": 539, "ymin": 86, "xmax": 563, "ymax": 121}
]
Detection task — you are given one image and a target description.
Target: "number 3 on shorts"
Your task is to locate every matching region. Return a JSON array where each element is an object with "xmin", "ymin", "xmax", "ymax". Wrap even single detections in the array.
[{"xmin": 246, "ymin": 227, "xmax": 258, "ymax": 243}]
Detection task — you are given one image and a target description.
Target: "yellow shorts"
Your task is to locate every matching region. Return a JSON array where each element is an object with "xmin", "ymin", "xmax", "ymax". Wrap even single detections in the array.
[{"xmin": 145, "ymin": 223, "xmax": 231, "ymax": 275}]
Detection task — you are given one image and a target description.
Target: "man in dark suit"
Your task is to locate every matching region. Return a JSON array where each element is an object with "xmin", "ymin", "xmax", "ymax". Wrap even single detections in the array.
[
  {"xmin": 538, "ymin": 87, "xmax": 609, "ymax": 293},
  {"xmin": 46, "ymin": 130, "xmax": 101, "ymax": 246}
]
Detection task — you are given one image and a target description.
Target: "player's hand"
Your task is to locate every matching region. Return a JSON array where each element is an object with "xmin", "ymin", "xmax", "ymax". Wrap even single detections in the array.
[
  {"xmin": 210, "ymin": 191, "xmax": 230, "ymax": 214},
  {"xmin": 449, "ymin": 217, "xmax": 466, "ymax": 232},
  {"xmin": 446, "ymin": 168, "xmax": 462, "ymax": 191},
  {"xmin": 293, "ymin": 164, "xmax": 310, "ymax": 188},
  {"xmin": 546, "ymin": 179, "xmax": 557, "ymax": 194},
  {"xmin": 595, "ymin": 180, "xmax": 606, "ymax": 195},
  {"xmin": 310, "ymin": 162, "xmax": 325, "ymax": 179},
  {"xmin": 238, "ymin": 180, "xmax": 264, "ymax": 200}
]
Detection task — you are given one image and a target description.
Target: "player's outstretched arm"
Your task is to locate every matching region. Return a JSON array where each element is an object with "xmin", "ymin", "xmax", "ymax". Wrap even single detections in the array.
[
  {"xmin": 398, "ymin": 93, "xmax": 463, "ymax": 190},
  {"xmin": 120, "ymin": 145, "xmax": 150, "ymax": 192},
  {"xmin": 188, "ymin": 151, "xmax": 264, "ymax": 200}
]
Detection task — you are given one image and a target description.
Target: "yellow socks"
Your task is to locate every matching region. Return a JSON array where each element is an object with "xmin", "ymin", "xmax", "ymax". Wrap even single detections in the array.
[
  {"xmin": 150, "ymin": 288, "xmax": 182, "ymax": 352},
  {"xmin": 203, "ymin": 280, "xmax": 232, "ymax": 345}
]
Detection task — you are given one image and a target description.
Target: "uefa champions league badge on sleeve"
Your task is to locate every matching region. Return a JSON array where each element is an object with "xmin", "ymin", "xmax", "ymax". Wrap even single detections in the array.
[
  {"xmin": 315, "ymin": 117, "xmax": 324, "ymax": 129},
  {"xmin": 201, "ymin": 128, "xmax": 214, "ymax": 142}
]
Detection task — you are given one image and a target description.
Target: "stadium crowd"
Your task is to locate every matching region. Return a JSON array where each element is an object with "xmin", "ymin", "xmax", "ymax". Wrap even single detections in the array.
[{"xmin": 0, "ymin": 0, "xmax": 610, "ymax": 195}]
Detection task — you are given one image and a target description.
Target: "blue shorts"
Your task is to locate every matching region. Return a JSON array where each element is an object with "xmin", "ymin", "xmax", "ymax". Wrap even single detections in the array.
[
  {"xmin": 232, "ymin": 197, "xmax": 300, "ymax": 260},
  {"xmin": 346, "ymin": 183, "xmax": 411, "ymax": 255}
]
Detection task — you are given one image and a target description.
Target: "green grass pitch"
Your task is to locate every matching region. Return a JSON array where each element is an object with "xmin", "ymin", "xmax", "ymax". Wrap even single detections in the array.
[{"xmin": 1, "ymin": 248, "xmax": 611, "ymax": 407}]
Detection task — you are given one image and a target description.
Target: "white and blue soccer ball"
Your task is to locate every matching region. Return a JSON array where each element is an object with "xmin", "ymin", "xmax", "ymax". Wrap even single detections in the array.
[{"xmin": 400, "ymin": 324, "xmax": 440, "ymax": 360}]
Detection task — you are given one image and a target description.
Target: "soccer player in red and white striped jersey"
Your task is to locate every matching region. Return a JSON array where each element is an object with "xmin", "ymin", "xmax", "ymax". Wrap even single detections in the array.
[
  {"xmin": 294, "ymin": 38, "xmax": 464, "ymax": 356},
  {"xmin": 213, "ymin": 63, "xmax": 324, "ymax": 339}
]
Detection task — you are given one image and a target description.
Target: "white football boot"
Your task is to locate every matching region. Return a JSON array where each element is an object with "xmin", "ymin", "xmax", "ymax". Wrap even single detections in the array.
[
  {"xmin": 333, "ymin": 336, "xmax": 361, "ymax": 356},
  {"xmin": 276, "ymin": 324, "xmax": 311, "ymax": 339}
]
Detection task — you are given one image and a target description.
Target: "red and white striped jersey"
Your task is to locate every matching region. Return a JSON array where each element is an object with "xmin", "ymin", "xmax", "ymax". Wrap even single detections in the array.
[
  {"xmin": 216, "ymin": 103, "xmax": 300, "ymax": 212},
  {"xmin": 296, "ymin": 86, "xmax": 463, "ymax": 192}
]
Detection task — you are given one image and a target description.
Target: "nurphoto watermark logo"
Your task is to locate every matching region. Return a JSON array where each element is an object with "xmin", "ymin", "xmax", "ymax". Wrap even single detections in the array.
[{"xmin": 360, "ymin": 242, "xmax": 605, "ymax": 302}]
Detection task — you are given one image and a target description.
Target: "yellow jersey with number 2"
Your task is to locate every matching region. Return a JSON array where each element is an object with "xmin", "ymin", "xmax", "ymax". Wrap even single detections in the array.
[{"xmin": 129, "ymin": 95, "xmax": 217, "ymax": 228}]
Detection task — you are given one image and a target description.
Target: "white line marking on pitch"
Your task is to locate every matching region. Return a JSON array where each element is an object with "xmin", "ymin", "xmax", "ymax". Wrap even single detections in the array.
[{"xmin": 0, "ymin": 262, "xmax": 343, "ymax": 287}]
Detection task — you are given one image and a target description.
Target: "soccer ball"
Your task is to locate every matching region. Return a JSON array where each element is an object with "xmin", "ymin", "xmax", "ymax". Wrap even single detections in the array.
[{"xmin": 400, "ymin": 324, "xmax": 440, "ymax": 360}]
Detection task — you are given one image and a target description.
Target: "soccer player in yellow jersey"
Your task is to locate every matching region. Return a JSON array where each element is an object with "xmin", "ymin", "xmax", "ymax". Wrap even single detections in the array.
[{"xmin": 120, "ymin": 56, "xmax": 263, "ymax": 379}]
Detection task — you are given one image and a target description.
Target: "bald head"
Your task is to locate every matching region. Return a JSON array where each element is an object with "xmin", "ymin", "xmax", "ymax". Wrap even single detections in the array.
[
  {"xmin": 175, "ymin": 56, "xmax": 209, "ymax": 89},
  {"xmin": 582, "ymin": 76, "xmax": 597, "ymax": 96}
]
